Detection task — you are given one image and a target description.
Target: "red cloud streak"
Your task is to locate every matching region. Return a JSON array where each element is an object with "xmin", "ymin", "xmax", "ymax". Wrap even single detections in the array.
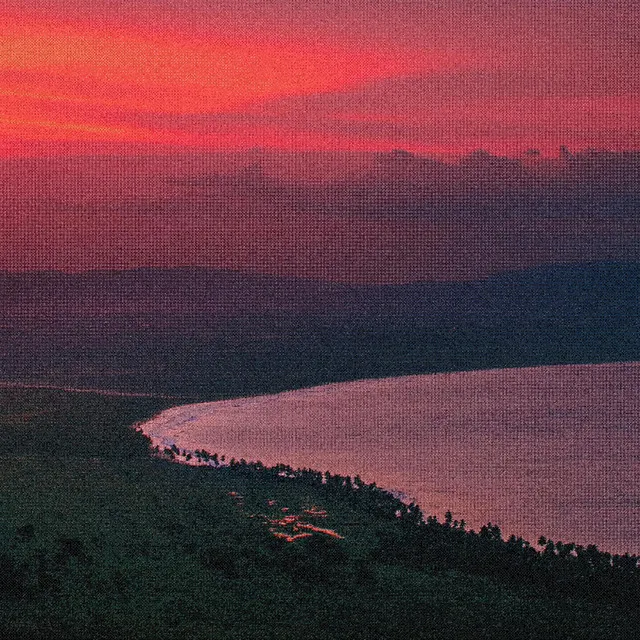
[{"xmin": 4, "ymin": 2, "xmax": 636, "ymax": 155}]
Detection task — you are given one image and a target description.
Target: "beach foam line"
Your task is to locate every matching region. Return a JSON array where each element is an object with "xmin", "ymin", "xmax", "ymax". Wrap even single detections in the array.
[{"xmin": 0, "ymin": 380, "xmax": 190, "ymax": 400}]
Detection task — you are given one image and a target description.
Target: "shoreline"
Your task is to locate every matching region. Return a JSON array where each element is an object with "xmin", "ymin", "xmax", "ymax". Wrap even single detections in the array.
[
  {"xmin": 0, "ymin": 380, "xmax": 193, "ymax": 401},
  {"xmin": 138, "ymin": 362, "xmax": 640, "ymax": 555}
]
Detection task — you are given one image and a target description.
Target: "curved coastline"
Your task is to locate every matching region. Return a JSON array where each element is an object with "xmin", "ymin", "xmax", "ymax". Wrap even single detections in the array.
[{"xmin": 139, "ymin": 362, "xmax": 640, "ymax": 554}]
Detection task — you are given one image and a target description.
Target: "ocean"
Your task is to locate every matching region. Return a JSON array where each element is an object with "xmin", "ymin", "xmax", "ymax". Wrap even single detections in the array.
[{"xmin": 141, "ymin": 362, "xmax": 640, "ymax": 555}]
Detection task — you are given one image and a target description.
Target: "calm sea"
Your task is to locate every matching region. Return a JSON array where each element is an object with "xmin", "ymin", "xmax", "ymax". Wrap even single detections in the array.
[{"xmin": 142, "ymin": 362, "xmax": 640, "ymax": 554}]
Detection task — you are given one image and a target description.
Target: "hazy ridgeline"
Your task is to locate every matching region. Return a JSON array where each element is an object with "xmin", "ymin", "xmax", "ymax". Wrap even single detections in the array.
[
  {"xmin": 2, "ymin": 150, "xmax": 640, "ymax": 280},
  {"xmin": 0, "ymin": 262, "xmax": 638, "ymax": 399}
]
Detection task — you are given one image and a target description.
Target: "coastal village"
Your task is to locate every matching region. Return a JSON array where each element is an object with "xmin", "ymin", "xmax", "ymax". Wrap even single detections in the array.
[{"xmin": 155, "ymin": 441, "xmax": 346, "ymax": 543}]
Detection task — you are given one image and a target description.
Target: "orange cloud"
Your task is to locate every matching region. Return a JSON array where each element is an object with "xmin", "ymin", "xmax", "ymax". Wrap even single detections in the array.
[
  {"xmin": 3, "ymin": 6, "xmax": 635, "ymax": 155},
  {"xmin": 0, "ymin": 11, "xmax": 471, "ymax": 149},
  {"xmin": 0, "ymin": 17, "xmax": 424, "ymax": 113}
]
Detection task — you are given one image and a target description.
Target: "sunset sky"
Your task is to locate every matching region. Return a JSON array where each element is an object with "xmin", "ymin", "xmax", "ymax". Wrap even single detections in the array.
[
  {"xmin": 1, "ymin": 1, "xmax": 638, "ymax": 281},
  {"xmin": 2, "ymin": 0, "xmax": 638, "ymax": 155}
]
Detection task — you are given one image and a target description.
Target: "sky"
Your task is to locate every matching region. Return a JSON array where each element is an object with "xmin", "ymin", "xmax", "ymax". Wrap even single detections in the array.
[
  {"xmin": 2, "ymin": 0, "xmax": 638, "ymax": 155},
  {"xmin": 0, "ymin": 1, "xmax": 639, "ymax": 281}
]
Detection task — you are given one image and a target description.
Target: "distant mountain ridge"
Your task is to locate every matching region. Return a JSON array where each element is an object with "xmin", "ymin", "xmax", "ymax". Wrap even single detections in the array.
[
  {"xmin": 0, "ymin": 267, "xmax": 354, "ymax": 312},
  {"xmin": 0, "ymin": 261, "xmax": 637, "ymax": 397},
  {"xmin": 0, "ymin": 261, "xmax": 638, "ymax": 323},
  {"xmin": 370, "ymin": 260, "xmax": 640, "ymax": 325}
]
